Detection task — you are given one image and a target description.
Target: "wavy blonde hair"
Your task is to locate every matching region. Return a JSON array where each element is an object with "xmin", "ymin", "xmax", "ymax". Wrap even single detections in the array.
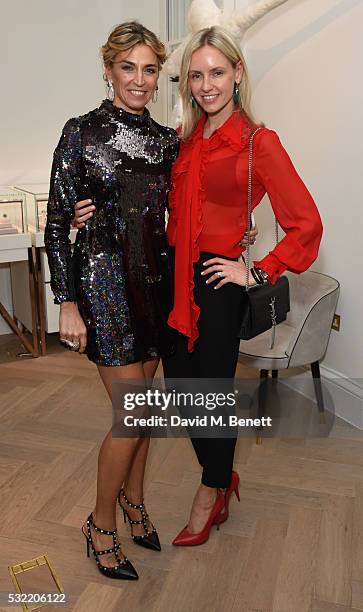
[
  {"xmin": 101, "ymin": 21, "xmax": 167, "ymax": 71},
  {"xmin": 179, "ymin": 26, "xmax": 260, "ymax": 140}
]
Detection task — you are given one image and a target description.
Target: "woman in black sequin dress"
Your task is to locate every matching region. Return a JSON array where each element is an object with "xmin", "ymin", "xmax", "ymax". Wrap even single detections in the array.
[{"xmin": 45, "ymin": 22, "xmax": 178, "ymax": 580}]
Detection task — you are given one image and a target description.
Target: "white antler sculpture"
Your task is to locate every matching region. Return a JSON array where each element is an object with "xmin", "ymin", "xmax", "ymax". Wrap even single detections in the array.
[
  {"xmin": 164, "ymin": 0, "xmax": 290, "ymax": 77},
  {"xmin": 226, "ymin": 0, "xmax": 291, "ymax": 36}
]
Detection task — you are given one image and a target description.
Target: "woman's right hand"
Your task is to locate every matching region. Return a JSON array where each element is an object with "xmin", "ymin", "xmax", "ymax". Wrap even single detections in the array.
[
  {"xmin": 59, "ymin": 302, "xmax": 87, "ymax": 353},
  {"xmin": 71, "ymin": 199, "xmax": 95, "ymax": 229}
]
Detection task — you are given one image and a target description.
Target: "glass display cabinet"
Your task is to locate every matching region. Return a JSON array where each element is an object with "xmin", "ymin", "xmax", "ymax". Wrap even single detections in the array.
[
  {"xmin": 0, "ymin": 187, "xmax": 37, "ymax": 355},
  {"xmin": 12, "ymin": 183, "xmax": 77, "ymax": 345},
  {"xmin": 13, "ymin": 182, "xmax": 77, "ymax": 249},
  {"xmin": 0, "ymin": 186, "xmax": 26, "ymax": 234},
  {"xmin": 13, "ymin": 183, "xmax": 49, "ymax": 233}
]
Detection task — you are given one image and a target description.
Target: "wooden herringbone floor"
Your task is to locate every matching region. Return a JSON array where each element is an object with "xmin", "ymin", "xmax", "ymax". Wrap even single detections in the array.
[{"xmin": 0, "ymin": 334, "xmax": 362, "ymax": 612}]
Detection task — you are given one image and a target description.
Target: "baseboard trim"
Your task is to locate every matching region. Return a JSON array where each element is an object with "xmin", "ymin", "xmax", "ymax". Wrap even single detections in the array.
[{"xmin": 281, "ymin": 365, "xmax": 363, "ymax": 430}]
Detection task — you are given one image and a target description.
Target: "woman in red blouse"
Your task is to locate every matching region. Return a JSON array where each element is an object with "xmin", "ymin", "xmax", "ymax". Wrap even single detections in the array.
[{"xmin": 163, "ymin": 26, "xmax": 323, "ymax": 546}]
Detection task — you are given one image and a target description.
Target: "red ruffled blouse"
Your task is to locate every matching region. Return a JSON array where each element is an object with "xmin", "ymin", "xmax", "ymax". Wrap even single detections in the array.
[{"xmin": 166, "ymin": 110, "xmax": 323, "ymax": 352}]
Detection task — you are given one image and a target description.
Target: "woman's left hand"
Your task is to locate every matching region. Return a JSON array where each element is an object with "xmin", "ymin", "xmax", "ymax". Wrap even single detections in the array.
[{"xmin": 201, "ymin": 257, "xmax": 258, "ymax": 290}]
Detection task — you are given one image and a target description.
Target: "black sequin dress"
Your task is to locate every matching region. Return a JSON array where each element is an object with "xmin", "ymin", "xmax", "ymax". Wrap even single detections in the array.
[{"xmin": 45, "ymin": 99, "xmax": 179, "ymax": 365}]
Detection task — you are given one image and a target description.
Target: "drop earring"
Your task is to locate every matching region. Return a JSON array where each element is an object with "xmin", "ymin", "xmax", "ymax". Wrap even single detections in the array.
[
  {"xmin": 233, "ymin": 82, "xmax": 240, "ymax": 105},
  {"xmin": 107, "ymin": 80, "xmax": 115, "ymax": 102},
  {"xmin": 190, "ymin": 94, "xmax": 197, "ymax": 109},
  {"xmin": 152, "ymin": 86, "xmax": 159, "ymax": 103}
]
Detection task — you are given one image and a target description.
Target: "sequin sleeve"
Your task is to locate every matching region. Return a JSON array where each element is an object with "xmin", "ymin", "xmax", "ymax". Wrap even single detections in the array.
[
  {"xmin": 165, "ymin": 132, "xmax": 180, "ymax": 213},
  {"xmin": 44, "ymin": 118, "xmax": 82, "ymax": 304}
]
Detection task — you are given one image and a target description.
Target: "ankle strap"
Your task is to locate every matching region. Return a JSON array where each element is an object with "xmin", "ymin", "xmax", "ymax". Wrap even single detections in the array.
[
  {"xmin": 119, "ymin": 488, "xmax": 144, "ymax": 510},
  {"xmin": 87, "ymin": 513, "xmax": 117, "ymax": 536}
]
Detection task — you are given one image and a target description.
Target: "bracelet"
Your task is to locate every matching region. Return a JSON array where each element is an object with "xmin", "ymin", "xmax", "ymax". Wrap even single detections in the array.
[
  {"xmin": 251, "ymin": 267, "xmax": 269, "ymax": 285},
  {"xmin": 256, "ymin": 267, "xmax": 269, "ymax": 284},
  {"xmin": 250, "ymin": 267, "xmax": 261, "ymax": 284}
]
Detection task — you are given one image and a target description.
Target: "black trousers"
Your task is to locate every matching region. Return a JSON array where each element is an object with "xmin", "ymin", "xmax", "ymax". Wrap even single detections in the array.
[{"xmin": 163, "ymin": 250, "xmax": 245, "ymax": 488}]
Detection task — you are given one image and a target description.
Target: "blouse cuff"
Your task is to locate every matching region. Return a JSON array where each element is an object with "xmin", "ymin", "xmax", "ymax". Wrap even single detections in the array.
[{"xmin": 253, "ymin": 253, "xmax": 287, "ymax": 285}]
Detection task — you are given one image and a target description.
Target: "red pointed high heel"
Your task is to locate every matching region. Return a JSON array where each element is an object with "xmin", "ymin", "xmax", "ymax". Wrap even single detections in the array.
[
  {"xmin": 215, "ymin": 470, "xmax": 240, "ymax": 524},
  {"xmin": 172, "ymin": 492, "xmax": 225, "ymax": 546}
]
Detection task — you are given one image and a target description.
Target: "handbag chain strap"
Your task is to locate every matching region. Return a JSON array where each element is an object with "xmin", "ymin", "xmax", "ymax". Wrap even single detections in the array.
[{"xmin": 245, "ymin": 127, "xmax": 279, "ymax": 291}]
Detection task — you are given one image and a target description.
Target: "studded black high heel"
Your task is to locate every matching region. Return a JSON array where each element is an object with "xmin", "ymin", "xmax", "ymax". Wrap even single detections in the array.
[
  {"xmin": 118, "ymin": 488, "xmax": 161, "ymax": 552},
  {"xmin": 81, "ymin": 512, "xmax": 138, "ymax": 580}
]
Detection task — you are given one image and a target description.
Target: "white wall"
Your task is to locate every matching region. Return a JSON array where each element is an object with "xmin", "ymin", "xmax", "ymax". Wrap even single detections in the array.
[
  {"xmin": 0, "ymin": 0, "xmax": 167, "ymax": 333},
  {"xmin": 0, "ymin": 0, "xmax": 166, "ymax": 185},
  {"xmin": 233, "ymin": 0, "xmax": 363, "ymax": 381}
]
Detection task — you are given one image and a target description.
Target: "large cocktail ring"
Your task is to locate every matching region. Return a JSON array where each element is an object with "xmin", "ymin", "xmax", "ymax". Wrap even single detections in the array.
[{"xmin": 61, "ymin": 338, "xmax": 80, "ymax": 351}]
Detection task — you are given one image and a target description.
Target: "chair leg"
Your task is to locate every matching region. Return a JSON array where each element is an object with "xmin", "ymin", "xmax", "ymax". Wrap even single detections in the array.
[
  {"xmin": 271, "ymin": 370, "xmax": 278, "ymax": 384},
  {"xmin": 310, "ymin": 361, "xmax": 325, "ymax": 423},
  {"xmin": 256, "ymin": 370, "xmax": 269, "ymax": 444}
]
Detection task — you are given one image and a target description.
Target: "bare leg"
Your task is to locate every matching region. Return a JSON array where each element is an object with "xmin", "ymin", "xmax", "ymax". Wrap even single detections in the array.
[
  {"xmin": 143, "ymin": 356, "xmax": 160, "ymax": 384},
  {"xmin": 83, "ymin": 361, "xmax": 146, "ymax": 568},
  {"xmin": 187, "ymin": 484, "xmax": 219, "ymax": 534},
  {"xmin": 119, "ymin": 358, "xmax": 159, "ymax": 533}
]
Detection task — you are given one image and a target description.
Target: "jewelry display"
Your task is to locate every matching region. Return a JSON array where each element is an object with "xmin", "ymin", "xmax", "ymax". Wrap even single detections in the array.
[
  {"xmin": 13, "ymin": 185, "xmax": 49, "ymax": 233},
  {"xmin": 38, "ymin": 207, "xmax": 47, "ymax": 232},
  {"xmin": 0, "ymin": 219, "xmax": 19, "ymax": 234},
  {"xmin": 0, "ymin": 190, "xmax": 25, "ymax": 234},
  {"xmin": 10, "ymin": 184, "xmax": 78, "ymax": 344}
]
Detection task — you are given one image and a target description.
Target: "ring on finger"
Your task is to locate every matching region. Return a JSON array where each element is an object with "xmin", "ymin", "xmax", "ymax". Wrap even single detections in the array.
[
  {"xmin": 61, "ymin": 338, "xmax": 80, "ymax": 351},
  {"xmin": 69, "ymin": 340, "xmax": 80, "ymax": 351}
]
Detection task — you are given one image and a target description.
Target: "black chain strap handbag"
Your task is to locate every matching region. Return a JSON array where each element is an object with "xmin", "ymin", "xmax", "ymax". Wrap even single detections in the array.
[{"xmin": 238, "ymin": 128, "xmax": 290, "ymax": 349}]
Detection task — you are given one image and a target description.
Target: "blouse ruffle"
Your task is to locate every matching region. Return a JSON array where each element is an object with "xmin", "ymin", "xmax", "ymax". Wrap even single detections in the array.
[
  {"xmin": 167, "ymin": 119, "xmax": 206, "ymax": 351},
  {"xmin": 167, "ymin": 112, "xmax": 252, "ymax": 352}
]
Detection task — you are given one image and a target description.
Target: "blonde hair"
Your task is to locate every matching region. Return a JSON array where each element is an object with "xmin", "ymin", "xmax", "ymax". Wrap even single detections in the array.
[
  {"xmin": 179, "ymin": 26, "xmax": 261, "ymax": 140},
  {"xmin": 101, "ymin": 21, "xmax": 167, "ymax": 71}
]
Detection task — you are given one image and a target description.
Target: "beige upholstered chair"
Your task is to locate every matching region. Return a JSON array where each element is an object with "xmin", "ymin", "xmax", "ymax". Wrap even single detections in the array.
[{"xmin": 238, "ymin": 271, "xmax": 340, "ymax": 442}]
